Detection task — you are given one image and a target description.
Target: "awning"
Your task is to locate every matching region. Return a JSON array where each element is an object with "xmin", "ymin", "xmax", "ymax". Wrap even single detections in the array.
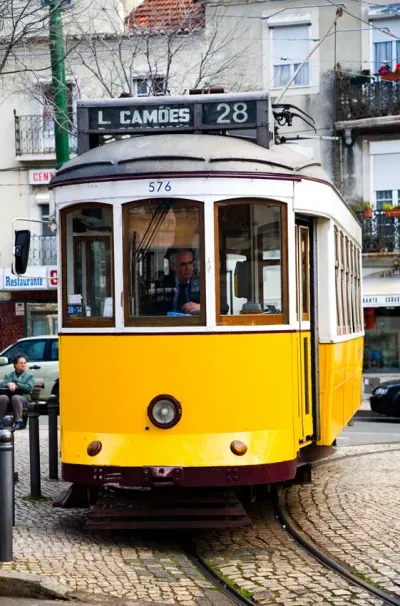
[{"xmin": 363, "ymin": 276, "xmax": 400, "ymax": 307}]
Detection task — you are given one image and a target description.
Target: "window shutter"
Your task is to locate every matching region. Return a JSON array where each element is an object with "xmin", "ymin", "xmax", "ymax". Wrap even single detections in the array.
[
  {"xmin": 373, "ymin": 153, "xmax": 400, "ymax": 191},
  {"xmin": 272, "ymin": 25, "xmax": 310, "ymax": 66},
  {"xmin": 372, "ymin": 18, "xmax": 400, "ymax": 43}
]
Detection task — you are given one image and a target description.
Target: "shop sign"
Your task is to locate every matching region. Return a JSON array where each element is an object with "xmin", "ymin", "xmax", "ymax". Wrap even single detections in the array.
[
  {"xmin": 15, "ymin": 303, "xmax": 24, "ymax": 316},
  {"xmin": 28, "ymin": 169, "xmax": 56, "ymax": 185},
  {"xmin": 1, "ymin": 266, "xmax": 58, "ymax": 291},
  {"xmin": 363, "ymin": 294, "xmax": 400, "ymax": 307}
]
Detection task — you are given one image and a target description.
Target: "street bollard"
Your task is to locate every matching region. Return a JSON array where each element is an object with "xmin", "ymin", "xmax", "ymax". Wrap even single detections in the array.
[
  {"xmin": 47, "ymin": 395, "xmax": 59, "ymax": 480},
  {"xmin": 2, "ymin": 416, "xmax": 15, "ymax": 526},
  {"xmin": 0, "ymin": 429, "xmax": 13, "ymax": 561},
  {"xmin": 27, "ymin": 403, "xmax": 41, "ymax": 498}
]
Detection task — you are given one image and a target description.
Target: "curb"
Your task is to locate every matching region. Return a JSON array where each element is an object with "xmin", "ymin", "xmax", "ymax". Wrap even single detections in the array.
[{"xmin": 0, "ymin": 571, "xmax": 72, "ymax": 600}]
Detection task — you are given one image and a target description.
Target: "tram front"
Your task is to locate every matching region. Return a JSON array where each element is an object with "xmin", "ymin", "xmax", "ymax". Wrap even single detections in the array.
[{"xmin": 13, "ymin": 92, "xmax": 341, "ymax": 528}]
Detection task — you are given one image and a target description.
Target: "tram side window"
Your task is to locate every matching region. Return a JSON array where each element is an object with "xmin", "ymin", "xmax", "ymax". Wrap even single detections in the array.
[
  {"xmin": 217, "ymin": 201, "xmax": 287, "ymax": 324},
  {"xmin": 123, "ymin": 199, "xmax": 204, "ymax": 325},
  {"xmin": 63, "ymin": 205, "xmax": 114, "ymax": 324}
]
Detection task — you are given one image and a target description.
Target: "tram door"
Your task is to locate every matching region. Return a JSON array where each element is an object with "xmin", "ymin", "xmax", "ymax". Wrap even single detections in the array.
[{"xmin": 295, "ymin": 220, "xmax": 313, "ymax": 442}]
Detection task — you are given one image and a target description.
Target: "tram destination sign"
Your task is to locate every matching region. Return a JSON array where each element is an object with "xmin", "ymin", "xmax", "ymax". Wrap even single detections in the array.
[
  {"xmin": 78, "ymin": 92, "xmax": 270, "ymax": 150},
  {"xmin": 86, "ymin": 98, "xmax": 259, "ymax": 133}
]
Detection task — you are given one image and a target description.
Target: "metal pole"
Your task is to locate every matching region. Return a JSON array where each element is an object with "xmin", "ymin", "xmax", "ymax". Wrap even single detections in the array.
[
  {"xmin": 0, "ymin": 430, "xmax": 13, "ymax": 561},
  {"xmin": 2, "ymin": 416, "xmax": 15, "ymax": 526},
  {"xmin": 47, "ymin": 395, "xmax": 59, "ymax": 480},
  {"xmin": 28, "ymin": 403, "xmax": 41, "ymax": 498},
  {"xmin": 49, "ymin": 0, "xmax": 70, "ymax": 169}
]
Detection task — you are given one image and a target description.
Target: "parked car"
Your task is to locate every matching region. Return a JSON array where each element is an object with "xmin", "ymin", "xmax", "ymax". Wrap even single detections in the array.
[
  {"xmin": 0, "ymin": 336, "xmax": 59, "ymax": 403},
  {"xmin": 370, "ymin": 380, "xmax": 400, "ymax": 417}
]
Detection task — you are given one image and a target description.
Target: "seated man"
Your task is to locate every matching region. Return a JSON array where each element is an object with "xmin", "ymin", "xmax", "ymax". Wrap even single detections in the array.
[
  {"xmin": 145, "ymin": 248, "xmax": 200, "ymax": 316},
  {"xmin": 0, "ymin": 354, "xmax": 34, "ymax": 430},
  {"xmin": 169, "ymin": 248, "xmax": 200, "ymax": 314}
]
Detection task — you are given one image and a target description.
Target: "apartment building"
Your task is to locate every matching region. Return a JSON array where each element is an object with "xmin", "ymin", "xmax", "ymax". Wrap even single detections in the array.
[{"xmin": 2, "ymin": 0, "xmax": 400, "ymax": 384}]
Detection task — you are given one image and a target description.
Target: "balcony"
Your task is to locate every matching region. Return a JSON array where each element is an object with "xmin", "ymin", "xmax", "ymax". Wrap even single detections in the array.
[
  {"xmin": 28, "ymin": 235, "xmax": 57, "ymax": 266},
  {"xmin": 335, "ymin": 78, "xmax": 400, "ymax": 144},
  {"xmin": 356, "ymin": 210, "xmax": 400, "ymax": 253},
  {"xmin": 14, "ymin": 114, "xmax": 77, "ymax": 160}
]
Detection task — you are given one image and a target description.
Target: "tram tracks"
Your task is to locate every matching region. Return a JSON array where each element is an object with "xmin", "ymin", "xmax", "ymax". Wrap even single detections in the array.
[
  {"xmin": 184, "ymin": 542, "xmax": 257, "ymax": 606},
  {"xmin": 274, "ymin": 448, "xmax": 400, "ymax": 606},
  {"xmin": 187, "ymin": 448, "xmax": 400, "ymax": 606}
]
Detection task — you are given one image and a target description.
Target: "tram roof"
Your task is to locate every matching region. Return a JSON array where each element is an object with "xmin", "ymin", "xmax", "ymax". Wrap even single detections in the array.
[{"xmin": 50, "ymin": 133, "xmax": 330, "ymax": 187}]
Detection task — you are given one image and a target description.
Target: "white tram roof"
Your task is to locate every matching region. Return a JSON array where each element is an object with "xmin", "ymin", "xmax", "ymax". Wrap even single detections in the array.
[{"xmin": 50, "ymin": 133, "xmax": 331, "ymax": 187}]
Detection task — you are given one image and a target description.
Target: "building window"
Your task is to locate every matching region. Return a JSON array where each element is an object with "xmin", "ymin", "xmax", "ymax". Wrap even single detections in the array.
[
  {"xmin": 372, "ymin": 18, "xmax": 400, "ymax": 73},
  {"xmin": 272, "ymin": 24, "xmax": 311, "ymax": 88},
  {"xmin": 133, "ymin": 77, "xmax": 165, "ymax": 97},
  {"xmin": 376, "ymin": 190, "xmax": 393, "ymax": 209}
]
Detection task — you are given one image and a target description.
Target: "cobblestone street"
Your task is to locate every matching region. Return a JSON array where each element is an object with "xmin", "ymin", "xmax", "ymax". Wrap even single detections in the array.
[{"xmin": 0, "ymin": 429, "xmax": 399, "ymax": 605}]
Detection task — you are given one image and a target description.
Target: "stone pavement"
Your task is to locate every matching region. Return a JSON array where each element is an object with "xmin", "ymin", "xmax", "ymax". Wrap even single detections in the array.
[
  {"xmin": 1, "ymin": 429, "xmax": 400, "ymax": 605},
  {"xmin": 285, "ymin": 444, "xmax": 400, "ymax": 598},
  {"xmin": 1, "ymin": 428, "xmax": 229, "ymax": 606}
]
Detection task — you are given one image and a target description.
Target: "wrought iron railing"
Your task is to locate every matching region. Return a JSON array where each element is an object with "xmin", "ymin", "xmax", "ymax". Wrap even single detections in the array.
[
  {"xmin": 28, "ymin": 235, "xmax": 57, "ymax": 266},
  {"xmin": 355, "ymin": 210, "xmax": 400, "ymax": 253},
  {"xmin": 336, "ymin": 78, "xmax": 400, "ymax": 121},
  {"xmin": 14, "ymin": 114, "xmax": 77, "ymax": 156}
]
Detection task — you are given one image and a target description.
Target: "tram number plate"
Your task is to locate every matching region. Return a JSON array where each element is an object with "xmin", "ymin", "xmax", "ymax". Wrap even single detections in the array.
[
  {"xmin": 67, "ymin": 305, "xmax": 83, "ymax": 316},
  {"xmin": 202, "ymin": 101, "xmax": 257, "ymax": 127}
]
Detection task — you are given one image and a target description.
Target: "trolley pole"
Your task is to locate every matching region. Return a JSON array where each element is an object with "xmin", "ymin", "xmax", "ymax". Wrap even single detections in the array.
[{"xmin": 48, "ymin": 0, "xmax": 70, "ymax": 169}]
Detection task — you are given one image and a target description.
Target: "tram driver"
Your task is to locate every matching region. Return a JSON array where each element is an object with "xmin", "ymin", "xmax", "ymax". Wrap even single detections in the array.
[{"xmin": 162, "ymin": 248, "xmax": 201, "ymax": 315}]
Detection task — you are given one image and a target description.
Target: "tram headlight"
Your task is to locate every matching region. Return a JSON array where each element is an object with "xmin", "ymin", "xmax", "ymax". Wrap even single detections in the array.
[{"xmin": 148, "ymin": 395, "xmax": 182, "ymax": 429}]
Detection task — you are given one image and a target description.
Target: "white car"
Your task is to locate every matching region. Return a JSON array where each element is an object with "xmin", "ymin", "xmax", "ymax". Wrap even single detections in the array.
[{"xmin": 0, "ymin": 336, "xmax": 59, "ymax": 402}]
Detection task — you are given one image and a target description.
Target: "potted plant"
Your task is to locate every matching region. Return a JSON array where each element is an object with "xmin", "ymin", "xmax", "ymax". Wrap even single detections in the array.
[
  {"xmin": 351, "ymin": 201, "xmax": 373, "ymax": 218},
  {"xmin": 385, "ymin": 205, "xmax": 400, "ymax": 217}
]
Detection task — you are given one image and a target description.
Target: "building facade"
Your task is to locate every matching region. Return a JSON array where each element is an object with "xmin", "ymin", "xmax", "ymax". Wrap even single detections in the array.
[{"xmin": 2, "ymin": 0, "xmax": 400, "ymax": 388}]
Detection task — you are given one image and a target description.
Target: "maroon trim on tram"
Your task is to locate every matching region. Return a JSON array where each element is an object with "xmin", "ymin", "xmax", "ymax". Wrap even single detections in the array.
[
  {"xmin": 49, "ymin": 170, "xmax": 302, "ymax": 189},
  {"xmin": 58, "ymin": 329, "xmax": 308, "ymax": 336},
  {"xmin": 62, "ymin": 460, "xmax": 297, "ymax": 488}
]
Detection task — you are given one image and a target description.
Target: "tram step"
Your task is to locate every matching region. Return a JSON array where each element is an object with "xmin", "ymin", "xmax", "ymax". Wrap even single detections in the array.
[{"xmin": 86, "ymin": 488, "xmax": 251, "ymax": 530}]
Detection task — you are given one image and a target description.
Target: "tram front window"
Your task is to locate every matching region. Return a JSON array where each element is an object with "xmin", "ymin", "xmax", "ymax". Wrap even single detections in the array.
[
  {"xmin": 123, "ymin": 199, "xmax": 204, "ymax": 325},
  {"xmin": 62, "ymin": 205, "xmax": 114, "ymax": 324},
  {"xmin": 217, "ymin": 201, "xmax": 287, "ymax": 324}
]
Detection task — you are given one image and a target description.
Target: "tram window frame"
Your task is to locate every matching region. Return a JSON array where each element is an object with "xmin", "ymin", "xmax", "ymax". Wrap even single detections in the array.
[
  {"xmin": 122, "ymin": 198, "xmax": 206, "ymax": 327},
  {"xmin": 61, "ymin": 202, "xmax": 115, "ymax": 328},
  {"xmin": 340, "ymin": 232, "xmax": 349, "ymax": 334},
  {"xmin": 214, "ymin": 198, "xmax": 288, "ymax": 326},
  {"xmin": 334, "ymin": 227, "xmax": 343, "ymax": 335}
]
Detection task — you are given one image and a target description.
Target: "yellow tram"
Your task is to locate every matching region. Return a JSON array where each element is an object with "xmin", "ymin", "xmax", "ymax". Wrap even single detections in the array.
[{"xmin": 15, "ymin": 91, "xmax": 363, "ymax": 527}]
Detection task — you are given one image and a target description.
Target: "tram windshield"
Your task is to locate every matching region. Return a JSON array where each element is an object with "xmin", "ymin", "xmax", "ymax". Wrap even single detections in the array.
[
  {"xmin": 63, "ymin": 205, "xmax": 114, "ymax": 324},
  {"xmin": 123, "ymin": 199, "xmax": 204, "ymax": 325},
  {"xmin": 217, "ymin": 201, "xmax": 286, "ymax": 324}
]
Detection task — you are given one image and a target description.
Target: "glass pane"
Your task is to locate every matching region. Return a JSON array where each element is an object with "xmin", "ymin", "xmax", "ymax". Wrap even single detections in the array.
[
  {"xmin": 364, "ymin": 307, "xmax": 400, "ymax": 371},
  {"xmin": 293, "ymin": 63, "xmax": 310, "ymax": 86},
  {"xmin": 126, "ymin": 199, "xmax": 202, "ymax": 321},
  {"xmin": 32, "ymin": 319, "xmax": 47, "ymax": 336},
  {"xmin": 375, "ymin": 41, "xmax": 392, "ymax": 73},
  {"xmin": 376, "ymin": 190, "xmax": 392, "ymax": 210},
  {"xmin": 13, "ymin": 339, "xmax": 46, "ymax": 362},
  {"xmin": 218, "ymin": 203, "xmax": 283, "ymax": 317},
  {"xmin": 64, "ymin": 206, "xmax": 113, "ymax": 320},
  {"xmin": 300, "ymin": 228, "xmax": 309, "ymax": 315},
  {"xmin": 50, "ymin": 339, "xmax": 59, "ymax": 361},
  {"xmin": 274, "ymin": 64, "xmax": 290, "ymax": 86},
  {"xmin": 136, "ymin": 80, "xmax": 148, "ymax": 96}
]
